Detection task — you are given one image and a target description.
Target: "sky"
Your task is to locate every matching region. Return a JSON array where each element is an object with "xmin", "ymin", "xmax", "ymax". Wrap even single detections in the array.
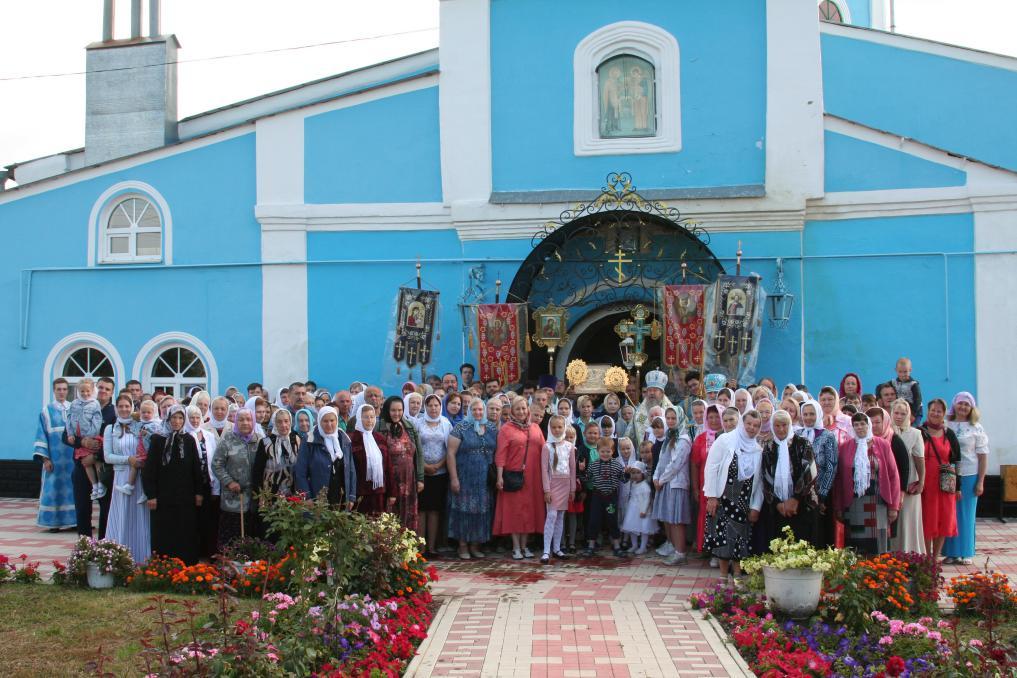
[{"xmin": 0, "ymin": 0, "xmax": 1015, "ymax": 170}]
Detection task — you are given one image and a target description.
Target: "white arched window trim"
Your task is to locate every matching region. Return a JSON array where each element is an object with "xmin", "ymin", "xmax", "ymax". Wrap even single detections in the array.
[
  {"xmin": 574, "ymin": 21, "xmax": 681, "ymax": 156},
  {"xmin": 132, "ymin": 332, "xmax": 219, "ymax": 397},
  {"xmin": 41, "ymin": 332, "xmax": 126, "ymax": 410},
  {"xmin": 87, "ymin": 180, "xmax": 173, "ymax": 267}
]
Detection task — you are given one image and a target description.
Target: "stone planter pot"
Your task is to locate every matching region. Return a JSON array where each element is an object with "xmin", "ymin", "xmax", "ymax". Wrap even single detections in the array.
[
  {"xmin": 762, "ymin": 566, "xmax": 822, "ymax": 618},
  {"xmin": 86, "ymin": 562, "xmax": 115, "ymax": 589}
]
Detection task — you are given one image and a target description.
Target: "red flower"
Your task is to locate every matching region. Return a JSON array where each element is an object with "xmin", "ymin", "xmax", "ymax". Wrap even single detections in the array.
[
  {"xmin": 885, "ymin": 656, "xmax": 906, "ymax": 677},
  {"xmin": 18, "ymin": 554, "xmax": 27, "ymax": 561}
]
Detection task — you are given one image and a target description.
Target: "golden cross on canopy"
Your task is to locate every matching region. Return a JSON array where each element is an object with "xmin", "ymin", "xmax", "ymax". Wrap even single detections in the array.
[{"xmin": 609, "ymin": 248, "xmax": 632, "ymax": 283}]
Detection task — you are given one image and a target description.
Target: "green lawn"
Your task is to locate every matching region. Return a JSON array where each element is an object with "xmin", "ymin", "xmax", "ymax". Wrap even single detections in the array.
[{"xmin": 0, "ymin": 585, "xmax": 254, "ymax": 677}]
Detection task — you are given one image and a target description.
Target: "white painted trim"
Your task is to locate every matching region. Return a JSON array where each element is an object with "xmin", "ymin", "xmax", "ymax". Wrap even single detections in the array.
[
  {"xmin": 87, "ymin": 180, "xmax": 173, "ymax": 267},
  {"xmin": 256, "ymin": 116, "xmax": 304, "ymax": 205},
  {"xmin": 820, "ymin": 22, "xmax": 1017, "ymax": 74},
  {"xmin": 41, "ymin": 332, "xmax": 126, "ymax": 411},
  {"xmin": 573, "ymin": 21, "xmax": 681, "ymax": 156},
  {"xmin": 132, "ymin": 332, "xmax": 219, "ymax": 396},
  {"xmin": 973, "ymin": 205, "xmax": 1017, "ymax": 474},
  {"xmin": 256, "ymin": 202, "xmax": 451, "ymax": 232},
  {"xmin": 767, "ymin": 0, "xmax": 825, "ymax": 202},
  {"xmin": 818, "ymin": 0, "xmax": 852, "ymax": 24},
  {"xmin": 0, "ymin": 126, "xmax": 252, "ymax": 206},
  {"xmin": 261, "ymin": 230, "xmax": 307, "ymax": 395},
  {"xmin": 439, "ymin": 0, "xmax": 492, "ymax": 204},
  {"xmin": 179, "ymin": 50, "xmax": 439, "ymax": 140},
  {"xmin": 868, "ymin": 0, "xmax": 890, "ymax": 30}
]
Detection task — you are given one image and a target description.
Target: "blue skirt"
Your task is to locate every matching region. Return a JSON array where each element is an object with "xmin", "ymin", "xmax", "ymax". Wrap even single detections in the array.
[{"xmin": 943, "ymin": 474, "xmax": 978, "ymax": 558}]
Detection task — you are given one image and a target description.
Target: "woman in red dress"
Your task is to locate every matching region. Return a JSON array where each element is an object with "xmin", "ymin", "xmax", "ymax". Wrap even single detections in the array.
[
  {"xmin": 349, "ymin": 404, "xmax": 390, "ymax": 516},
  {"xmin": 920, "ymin": 398, "xmax": 960, "ymax": 559},
  {"xmin": 690, "ymin": 404, "xmax": 723, "ymax": 554},
  {"xmin": 493, "ymin": 397, "xmax": 547, "ymax": 559}
]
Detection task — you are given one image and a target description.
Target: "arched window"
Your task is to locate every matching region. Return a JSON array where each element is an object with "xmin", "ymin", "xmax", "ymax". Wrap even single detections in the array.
[
  {"xmin": 147, "ymin": 345, "xmax": 208, "ymax": 398},
  {"xmin": 574, "ymin": 22, "xmax": 680, "ymax": 156},
  {"xmin": 61, "ymin": 346, "xmax": 115, "ymax": 384},
  {"xmin": 101, "ymin": 195, "xmax": 162, "ymax": 263},
  {"xmin": 597, "ymin": 55, "xmax": 656, "ymax": 139},
  {"xmin": 818, "ymin": 0, "xmax": 845, "ymax": 23}
]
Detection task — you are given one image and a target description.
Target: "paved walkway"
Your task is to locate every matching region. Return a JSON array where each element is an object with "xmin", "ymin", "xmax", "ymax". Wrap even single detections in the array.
[{"xmin": 3, "ymin": 498, "xmax": 1016, "ymax": 677}]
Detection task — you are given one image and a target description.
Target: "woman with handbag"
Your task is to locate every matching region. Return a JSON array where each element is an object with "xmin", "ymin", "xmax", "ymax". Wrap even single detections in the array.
[
  {"xmin": 920, "ymin": 398, "xmax": 960, "ymax": 560},
  {"xmin": 493, "ymin": 396, "xmax": 546, "ymax": 560}
]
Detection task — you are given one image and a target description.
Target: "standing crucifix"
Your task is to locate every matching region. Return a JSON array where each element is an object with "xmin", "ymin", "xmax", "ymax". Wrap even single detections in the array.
[{"xmin": 614, "ymin": 304, "xmax": 661, "ymax": 383}]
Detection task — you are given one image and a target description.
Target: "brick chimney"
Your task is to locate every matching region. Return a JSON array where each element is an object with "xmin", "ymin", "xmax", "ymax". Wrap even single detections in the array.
[{"xmin": 85, "ymin": 0, "xmax": 178, "ymax": 165}]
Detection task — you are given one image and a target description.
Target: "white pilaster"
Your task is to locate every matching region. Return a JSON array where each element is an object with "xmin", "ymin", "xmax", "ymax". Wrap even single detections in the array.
[
  {"xmin": 256, "ymin": 114, "xmax": 308, "ymax": 390},
  {"xmin": 973, "ymin": 200, "xmax": 1017, "ymax": 474},
  {"xmin": 869, "ymin": 0, "xmax": 892, "ymax": 31},
  {"xmin": 438, "ymin": 0, "xmax": 492, "ymax": 205},
  {"xmin": 766, "ymin": 0, "xmax": 825, "ymax": 203}
]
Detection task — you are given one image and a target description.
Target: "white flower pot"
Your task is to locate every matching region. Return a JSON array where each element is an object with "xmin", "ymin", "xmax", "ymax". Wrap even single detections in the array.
[
  {"xmin": 86, "ymin": 561, "xmax": 115, "ymax": 589},
  {"xmin": 762, "ymin": 566, "xmax": 822, "ymax": 618}
]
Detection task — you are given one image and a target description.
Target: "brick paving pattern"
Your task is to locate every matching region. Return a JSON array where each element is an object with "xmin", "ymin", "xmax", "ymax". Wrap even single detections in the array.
[{"xmin": 2, "ymin": 498, "xmax": 1016, "ymax": 677}]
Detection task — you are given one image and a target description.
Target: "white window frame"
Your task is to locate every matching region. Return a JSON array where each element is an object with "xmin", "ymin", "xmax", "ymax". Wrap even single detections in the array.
[
  {"xmin": 88, "ymin": 180, "xmax": 173, "ymax": 267},
  {"xmin": 144, "ymin": 344, "xmax": 208, "ymax": 398},
  {"xmin": 100, "ymin": 194, "xmax": 163, "ymax": 264},
  {"xmin": 574, "ymin": 21, "xmax": 681, "ymax": 157},
  {"xmin": 818, "ymin": 0, "xmax": 852, "ymax": 24},
  {"xmin": 132, "ymin": 332, "xmax": 219, "ymax": 398},
  {"xmin": 42, "ymin": 332, "xmax": 125, "ymax": 409}
]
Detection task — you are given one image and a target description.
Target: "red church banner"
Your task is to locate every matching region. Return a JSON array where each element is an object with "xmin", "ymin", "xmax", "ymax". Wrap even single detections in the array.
[
  {"xmin": 662, "ymin": 285, "xmax": 706, "ymax": 368},
  {"xmin": 477, "ymin": 304, "xmax": 523, "ymax": 385}
]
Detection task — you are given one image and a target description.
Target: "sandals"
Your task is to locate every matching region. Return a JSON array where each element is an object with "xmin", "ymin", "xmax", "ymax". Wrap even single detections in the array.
[
  {"xmin": 458, "ymin": 550, "xmax": 472, "ymax": 560},
  {"xmin": 553, "ymin": 550, "xmax": 569, "ymax": 560},
  {"xmin": 540, "ymin": 554, "xmax": 550, "ymax": 565},
  {"xmin": 512, "ymin": 550, "xmax": 524, "ymax": 560}
]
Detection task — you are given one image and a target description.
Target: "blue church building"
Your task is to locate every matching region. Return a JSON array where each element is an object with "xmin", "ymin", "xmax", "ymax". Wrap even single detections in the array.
[{"xmin": 1, "ymin": 0, "xmax": 1015, "ymax": 489}]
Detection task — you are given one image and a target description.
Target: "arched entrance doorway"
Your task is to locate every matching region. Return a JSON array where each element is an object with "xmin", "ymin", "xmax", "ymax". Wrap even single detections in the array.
[{"xmin": 508, "ymin": 173, "xmax": 725, "ymax": 381}]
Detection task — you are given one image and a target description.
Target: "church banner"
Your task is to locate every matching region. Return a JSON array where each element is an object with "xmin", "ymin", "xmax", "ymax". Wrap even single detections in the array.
[
  {"xmin": 477, "ymin": 303, "xmax": 525, "ymax": 386},
  {"xmin": 703, "ymin": 275, "xmax": 763, "ymax": 385},
  {"xmin": 662, "ymin": 284, "xmax": 706, "ymax": 369},
  {"xmin": 393, "ymin": 288, "xmax": 439, "ymax": 368}
]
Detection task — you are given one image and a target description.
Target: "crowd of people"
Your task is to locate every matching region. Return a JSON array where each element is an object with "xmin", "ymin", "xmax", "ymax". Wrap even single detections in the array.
[{"xmin": 32, "ymin": 356, "xmax": 990, "ymax": 577}]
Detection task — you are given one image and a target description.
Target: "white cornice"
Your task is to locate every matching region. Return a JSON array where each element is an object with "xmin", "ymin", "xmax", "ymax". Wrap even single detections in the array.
[
  {"xmin": 820, "ymin": 22, "xmax": 1017, "ymax": 73},
  {"xmin": 807, "ymin": 188, "xmax": 1017, "ymax": 220}
]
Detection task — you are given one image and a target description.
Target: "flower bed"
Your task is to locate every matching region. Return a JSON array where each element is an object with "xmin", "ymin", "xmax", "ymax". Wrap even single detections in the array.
[{"xmin": 691, "ymin": 540, "xmax": 1017, "ymax": 676}]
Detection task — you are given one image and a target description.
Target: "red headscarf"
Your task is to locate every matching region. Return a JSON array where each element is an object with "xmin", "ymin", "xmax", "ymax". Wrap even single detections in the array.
[{"xmin": 839, "ymin": 372, "xmax": 863, "ymax": 399}]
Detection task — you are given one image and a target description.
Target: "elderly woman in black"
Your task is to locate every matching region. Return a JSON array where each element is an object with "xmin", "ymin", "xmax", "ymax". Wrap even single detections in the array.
[
  {"xmin": 760, "ymin": 410, "xmax": 820, "ymax": 547},
  {"xmin": 251, "ymin": 409, "xmax": 301, "ymax": 539},
  {"xmin": 142, "ymin": 405, "xmax": 203, "ymax": 564}
]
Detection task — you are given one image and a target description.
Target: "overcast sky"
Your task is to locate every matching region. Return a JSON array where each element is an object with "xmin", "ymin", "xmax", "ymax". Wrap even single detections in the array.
[{"xmin": 1, "ymin": 0, "xmax": 1014, "ymax": 170}]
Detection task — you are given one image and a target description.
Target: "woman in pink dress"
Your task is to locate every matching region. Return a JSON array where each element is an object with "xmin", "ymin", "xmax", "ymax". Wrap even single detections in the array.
[
  {"xmin": 690, "ymin": 404, "xmax": 723, "ymax": 553},
  {"xmin": 493, "ymin": 397, "xmax": 547, "ymax": 560}
]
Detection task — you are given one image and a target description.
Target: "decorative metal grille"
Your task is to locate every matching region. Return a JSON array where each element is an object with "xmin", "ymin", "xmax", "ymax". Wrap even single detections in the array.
[{"xmin": 507, "ymin": 172, "xmax": 724, "ymax": 315}]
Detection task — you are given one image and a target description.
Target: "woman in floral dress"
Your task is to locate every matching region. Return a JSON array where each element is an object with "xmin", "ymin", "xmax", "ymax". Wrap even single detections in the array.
[
  {"xmin": 378, "ymin": 396, "xmax": 423, "ymax": 532},
  {"xmin": 447, "ymin": 397, "xmax": 497, "ymax": 559}
]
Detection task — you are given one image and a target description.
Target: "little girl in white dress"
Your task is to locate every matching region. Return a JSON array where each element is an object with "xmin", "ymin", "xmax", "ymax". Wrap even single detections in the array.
[{"xmin": 622, "ymin": 461, "xmax": 656, "ymax": 554}]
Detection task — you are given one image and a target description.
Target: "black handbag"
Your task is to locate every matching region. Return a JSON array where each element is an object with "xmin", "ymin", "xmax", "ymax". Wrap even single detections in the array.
[{"xmin": 501, "ymin": 427, "xmax": 531, "ymax": 492}]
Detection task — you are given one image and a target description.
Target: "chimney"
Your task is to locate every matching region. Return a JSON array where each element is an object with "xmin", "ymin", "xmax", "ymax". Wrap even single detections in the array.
[{"xmin": 85, "ymin": 0, "xmax": 179, "ymax": 166}]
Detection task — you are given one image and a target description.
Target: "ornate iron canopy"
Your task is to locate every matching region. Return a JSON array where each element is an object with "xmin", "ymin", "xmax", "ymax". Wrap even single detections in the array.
[{"xmin": 507, "ymin": 172, "xmax": 725, "ymax": 315}]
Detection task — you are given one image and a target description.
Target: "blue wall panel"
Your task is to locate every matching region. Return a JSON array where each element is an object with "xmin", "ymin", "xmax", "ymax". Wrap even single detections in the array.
[
  {"xmin": 304, "ymin": 87, "xmax": 443, "ymax": 204},
  {"xmin": 0, "ymin": 133, "xmax": 261, "ymax": 459},
  {"xmin": 490, "ymin": 0, "xmax": 766, "ymax": 192},
  {"xmin": 802, "ymin": 214, "xmax": 976, "ymax": 405},
  {"xmin": 824, "ymin": 131, "xmax": 966, "ymax": 192},
  {"xmin": 822, "ymin": 33, "xmax": 1017, "ymax": 172}
]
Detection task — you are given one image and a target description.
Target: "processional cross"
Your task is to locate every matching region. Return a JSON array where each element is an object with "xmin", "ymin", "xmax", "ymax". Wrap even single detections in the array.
[{"xmin": 614, "ymin": 304, "xmax": 661, "ymax": 371}]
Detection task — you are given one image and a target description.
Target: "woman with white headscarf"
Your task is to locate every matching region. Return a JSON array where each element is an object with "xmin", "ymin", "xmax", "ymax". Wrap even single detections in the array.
[
  {"xmin": 293, "ymin": 406, "xmax": 357, "ymax": 508},
  {"xmin": 349, "ymin": 403, "xmax": 390, "ymax": 516},
  {"xmin": 833, "ymin": 412, "xmax": 900, "ymax": 555},
  {"xmin": 760, "ymin": 410, "xmax": 820, "ymax": 547},
  {"xmin": 142, "ymin": 404, "xmax": 203, "ymax": 564},
  {"xmin": 403, "ymin": 392, "xmax": 424, "ymax": 426},
  {"xmin": 185, "ymin": 405, "xmax": 219, "ymax": 558},
  {"xmin": 417, "ymin": 394, "xmax": 453, "ymax": 557},
  {"xmin": 702, "ymin": 410, "xmax": 765, "ymax": 580},
  {"xmin": 447, "ymin": 397, "xmax": 497, "ymax": 558},
  {"xmin": 889, "ymin": 398, "xmax": 925, "ymax": 554},
  {"xmin": 652, "ymin": 406, "xmax": 693, "ymax": 565},
  {"xmin": 797, "ymin": 400, "xmax": 839, "ymax": 546},
  {"xmin": 251, "ymin": 408, "xmax": 300, "ymax": 538}
]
